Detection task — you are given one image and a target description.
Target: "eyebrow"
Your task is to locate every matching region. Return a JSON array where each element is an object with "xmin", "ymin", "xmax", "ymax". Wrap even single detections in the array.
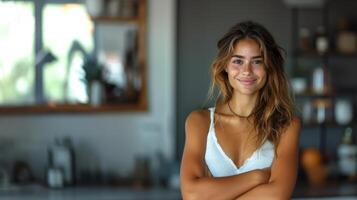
[{"xmin": 231, "ymin": 55, "xmax": 263, "ymax": 59}]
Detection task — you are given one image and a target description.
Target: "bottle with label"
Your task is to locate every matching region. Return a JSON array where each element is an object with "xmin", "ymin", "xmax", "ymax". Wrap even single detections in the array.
[
  {"xmin": 337, "ymin": 127, "xmax": 357, "ymax": 178},
  {"xmin": 48, "ymin": 137, "xmax": 76, "ymax": 186},
  {"xmin": 312, "ymin": 65, "xmax": 331, "ymax": 94}
]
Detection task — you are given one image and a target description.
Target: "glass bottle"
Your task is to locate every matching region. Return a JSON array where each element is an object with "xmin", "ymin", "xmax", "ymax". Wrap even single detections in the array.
[
  {"xmin": 48, "ymin": 137, "xmax": 76, "ymax": 186},
  {"xmin": 337, "ymin": 127, "xmax": 357, "ymax": 177},
  {"xmin": 315, "ymin": 26, "xmax": 329, "ymax": 54},
  {"xmin": 312, "ymin": 65, "xmax": 331, "ymax": 94}
]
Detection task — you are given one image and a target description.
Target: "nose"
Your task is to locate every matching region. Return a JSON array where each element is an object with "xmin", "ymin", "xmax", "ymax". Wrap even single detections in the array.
[{"xmin": 241, "ymin": 62, "xmax": 252, "ymax": 75}]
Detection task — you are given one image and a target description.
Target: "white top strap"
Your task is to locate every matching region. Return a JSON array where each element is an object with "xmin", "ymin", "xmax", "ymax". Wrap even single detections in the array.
[{"xmin": 208, "ymin": 107, "xmax": 215, "ymax": 129}]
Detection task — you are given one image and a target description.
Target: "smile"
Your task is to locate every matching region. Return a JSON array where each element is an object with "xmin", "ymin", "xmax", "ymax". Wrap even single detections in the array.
[{"xmin": 236, "ymin": 78, "xmax": 257, "ymax": 86}]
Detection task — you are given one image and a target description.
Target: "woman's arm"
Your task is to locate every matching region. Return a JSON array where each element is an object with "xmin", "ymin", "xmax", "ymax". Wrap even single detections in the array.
[
  {"xmin": 180, "ymin": 110, "xmax": 270, "ymax": 200},
  {"xmin": 235, "ymin": 117, "xmax": 301, "ymax": 200}
]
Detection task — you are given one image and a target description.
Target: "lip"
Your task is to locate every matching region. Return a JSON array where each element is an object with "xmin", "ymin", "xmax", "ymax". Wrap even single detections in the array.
[{"xmin": 237, "ymin": 78, "xmax": 257, "ymax": 86}]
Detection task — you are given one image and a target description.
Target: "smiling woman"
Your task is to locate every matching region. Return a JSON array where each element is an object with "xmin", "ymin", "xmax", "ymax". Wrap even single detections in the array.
[
  {"xmin": 225, "ymin": 39, "xmax": 267, "ymax": 98},
  {"xmin": 180, "ymin": 21, "xmax": 301, "ymax": 200}
]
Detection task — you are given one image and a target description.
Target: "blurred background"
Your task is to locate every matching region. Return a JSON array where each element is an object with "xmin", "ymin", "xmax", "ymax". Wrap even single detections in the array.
[{"xmin": 0, "ymin": 0, "xmax": 356, "ymax": 199}]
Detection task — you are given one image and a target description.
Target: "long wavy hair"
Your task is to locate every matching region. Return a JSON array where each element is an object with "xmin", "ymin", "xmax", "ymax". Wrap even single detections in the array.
[{"xmin": 208, "ymin": 21, "xmax": 295, "ymax": 151}]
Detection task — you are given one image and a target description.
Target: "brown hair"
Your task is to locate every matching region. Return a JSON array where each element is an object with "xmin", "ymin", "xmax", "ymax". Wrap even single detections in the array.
[{"xmin": 208, "ymin": 21, "xmax": 295, "ymax": 151}]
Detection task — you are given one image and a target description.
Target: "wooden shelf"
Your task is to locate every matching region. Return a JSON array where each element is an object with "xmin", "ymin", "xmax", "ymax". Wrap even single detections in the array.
[
  {"xmin": 302, "ymin": 121, "xmax": 356, "ymax": 128},
  {"xmin": 294, "ymin": 50, "xmax": 357, "ymax": 58},
  {"xmin": 91, "ymin": 16, "xmax": 139, "ymax": 23},
  {"xmin": 295, "ymin": 92, "xmax": 334, "ymax": 98},
  {"xmin": 0, "ymin": 102, "xmax": 148, "ymax": 114},
  {"xmin": 295, "ymin": 89, "xmax": 357, "ymax": 98}
]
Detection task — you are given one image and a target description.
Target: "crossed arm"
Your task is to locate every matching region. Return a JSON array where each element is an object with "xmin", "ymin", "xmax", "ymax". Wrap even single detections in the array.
[{"xmin": 180, "ymin": 110, "xmax": 301, "ymax": 200}]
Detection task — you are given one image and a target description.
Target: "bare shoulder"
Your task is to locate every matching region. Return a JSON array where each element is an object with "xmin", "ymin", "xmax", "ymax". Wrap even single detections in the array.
[
  {"xmin": 291, "ymin": 116, "xmax": 301, "ymax": 128},
  {"xmin": 279, "ymin": 116, "xmax": 301, "ymax": 148},
  {"xmin": 186, "ymin": 109, "xmax": 210, "ymax": 125},
  {"xmin": 185, "ymin": 109, "xmax": 211, "ymax": 137},
  {"xmin": 182, "ymin": 109, "xmax": 211, "ymax": 161},
  {"xmin": 285, "ymin": 116, "xmax": 301, "ymax": 135}
]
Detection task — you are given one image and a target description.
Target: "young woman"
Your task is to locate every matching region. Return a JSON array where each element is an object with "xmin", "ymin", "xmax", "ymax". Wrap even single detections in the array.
[{"xmin": 180, "ymin": 21, "xmax": 301, "ymax": 200}]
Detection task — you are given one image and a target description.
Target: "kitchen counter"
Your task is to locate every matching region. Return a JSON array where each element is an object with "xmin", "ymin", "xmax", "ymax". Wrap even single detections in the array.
[
  {"xmin": 293, "ymin": 181, "xmax": 357, "ymax": 198},
  {"xmin": 1, "ymin": 183, "xmax": 357, "ymax": 200},
  {"xmin": 0, "ymin": 185, "xmax": 182, "ymax": 200}
]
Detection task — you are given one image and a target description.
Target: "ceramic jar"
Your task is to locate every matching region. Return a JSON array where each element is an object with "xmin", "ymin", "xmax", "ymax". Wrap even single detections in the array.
[
  {"xmin": 85, "ymin": 0, "xmax": 104, "ymax": 17},
  {"xmin": 335, "ymin": 98, "xmax": 353, "ymax": 125}
]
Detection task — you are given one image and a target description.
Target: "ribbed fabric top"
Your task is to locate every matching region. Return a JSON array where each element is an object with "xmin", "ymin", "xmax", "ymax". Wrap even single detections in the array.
[{"xmin": 205, "ymin": 107, "xmax": 275, "ymax": 177}]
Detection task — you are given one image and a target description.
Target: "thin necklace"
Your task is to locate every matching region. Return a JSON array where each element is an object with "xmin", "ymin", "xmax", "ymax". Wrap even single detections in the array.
[
  {"xmin": 227, "ymin": 101, "xmax": 252, "ymax": 118},
  {"xmin": 215, "ymin": 108, "xmax": 253, "ymax": 168}
]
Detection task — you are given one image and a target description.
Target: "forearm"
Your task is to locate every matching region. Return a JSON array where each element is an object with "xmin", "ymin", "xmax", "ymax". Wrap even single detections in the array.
[
  {"xmin": 234, "ymin": 181, "xmax": 292, "ymax": 200},
  {"xmin": 182, "ymin": 170, "xmax": 265, "ymax": 200},
  {"xmin": 233, "ymin": 117, "xmax": 301, "ymax": 200}
]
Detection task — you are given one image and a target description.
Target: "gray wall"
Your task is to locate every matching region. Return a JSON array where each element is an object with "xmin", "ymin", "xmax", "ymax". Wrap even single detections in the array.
[
  {"xmin": 176, "ymin": 0, "xmax": 292, "ymax": 158},
  {"xmin": 0, "ymin": 0, "xmax": 176, "ymax": 181}
]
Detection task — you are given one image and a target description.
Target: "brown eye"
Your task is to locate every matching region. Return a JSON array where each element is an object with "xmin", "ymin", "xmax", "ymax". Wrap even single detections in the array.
[
  {"xmin": 252, "ymin": 60, "xmax": 263, "ymax": 65},
  {"xmin": 233, "ymin": 59, "xmax": 243, "ymax": 65}
]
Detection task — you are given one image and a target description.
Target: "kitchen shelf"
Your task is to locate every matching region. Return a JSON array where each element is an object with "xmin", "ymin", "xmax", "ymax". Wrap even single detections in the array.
[
  {"xmin": 295, "ymin": 90, "xmax": 357, "ymax": 99},
  {"xmin": 301, "ymin": 121, "xmax": 356, "ymax": 128},
  {"xmin": 0, "ymin": 102, "xmax": 148, "ymax": 114},
  {"xmin": 91, "ymin": 16, "xmax": 140, "ymax": 23},
  {"xmin": 295, "ymin": 51, "xmax": 357, "ymax": 59},
  {"xmin": 290, "ymin": 1, "xmax": 357, "ymax": 176}
]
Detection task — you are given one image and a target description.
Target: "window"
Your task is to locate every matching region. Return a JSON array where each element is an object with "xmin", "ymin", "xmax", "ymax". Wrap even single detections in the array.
[
  {"xmin": 0, "ymin": 1, "xmax": 34, "ymax": 105},
  {"xmin": 0, "ymin": 0, "xmax": 147, "ymax": 111},
  {"xmin": 0, "ymin": 0, "xmax": 94, "ymax": 106},
  {"xmin": 43, "ymin": 3, "xmax": 93, "ymax": 104}
]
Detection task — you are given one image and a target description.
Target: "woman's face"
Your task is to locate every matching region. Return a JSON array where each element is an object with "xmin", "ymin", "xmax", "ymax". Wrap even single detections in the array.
[{"xmin": 225, "ymin": 38, "xmax": 267, "ymax": 96}]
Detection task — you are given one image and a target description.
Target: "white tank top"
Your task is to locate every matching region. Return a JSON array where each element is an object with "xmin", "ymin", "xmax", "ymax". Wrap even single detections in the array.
[{"xmin": 205, "ymin": 107, "xmax": 275, "ymax": 177}]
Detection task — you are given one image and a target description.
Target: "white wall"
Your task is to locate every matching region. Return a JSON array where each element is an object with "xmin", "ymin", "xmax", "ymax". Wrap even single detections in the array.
[{"xmin": 0, "ymin": 0, "xmax": 176, "ymax": 180}]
